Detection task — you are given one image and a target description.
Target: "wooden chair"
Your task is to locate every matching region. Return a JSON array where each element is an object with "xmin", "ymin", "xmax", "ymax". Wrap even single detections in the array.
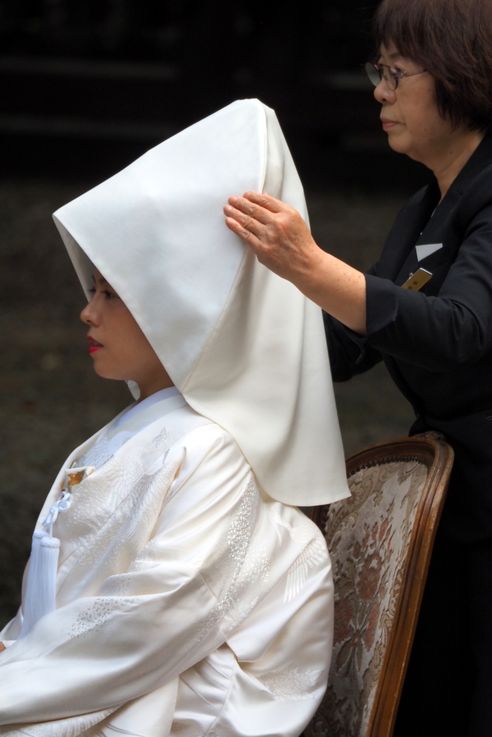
[{"xmin": 304, "ymin": 432, "xmax": 454, "ymax": 737}]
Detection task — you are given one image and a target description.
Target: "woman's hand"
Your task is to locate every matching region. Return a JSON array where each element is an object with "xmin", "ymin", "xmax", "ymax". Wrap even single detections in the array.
[
  {"xmin": 224, "ymin": 192, "xmax": 324, "ymax": 289},
  {"xmin": 0, "ymin": 642, "xmax": 6, "ymax": 653},
  {"xmin": 224, "ymin": 191, "xmax": 367, "ymax": 335}
]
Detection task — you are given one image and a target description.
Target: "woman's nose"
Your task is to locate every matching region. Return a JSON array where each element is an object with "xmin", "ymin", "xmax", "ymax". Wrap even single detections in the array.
[
  {"xmin": 373, "ymin": 78, "xmax": 395, "ymax": 104},
  {"xmin": 80, "ymin": 299, "xmax": 98, "ymax": 326}
]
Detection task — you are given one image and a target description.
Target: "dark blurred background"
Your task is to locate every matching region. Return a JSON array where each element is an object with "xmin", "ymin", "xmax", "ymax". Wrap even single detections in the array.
[
  {"xmin": 0, "ymin": 0, "xmax": 432, "ymax": 184},
  {"xmin": 0, "ymin": 0, "xmax": 429, "ymax": 622}
]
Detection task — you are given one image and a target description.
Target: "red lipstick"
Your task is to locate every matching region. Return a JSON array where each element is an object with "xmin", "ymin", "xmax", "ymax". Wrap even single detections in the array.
[{"xmin": 87, "ymin": 336, "xmax": 103, "ymax": 354}]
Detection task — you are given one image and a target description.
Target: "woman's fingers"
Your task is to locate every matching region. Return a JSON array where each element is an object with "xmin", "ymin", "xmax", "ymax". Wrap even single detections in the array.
[
  {"xmin": 224, "ymin": 206, "xmax": 263, "ymax": 251},
  {"xmin": 242, "ymin": 191, "xmax": 284, "ymax": 213},
  {"xmin": 224, "ymin": 191, "xmax": 317, "ymax": 283},
  {"xmin": 224, "ymin": 192, "xmax": 296, "ymax": 243},
  {"xmin": 223, "ymin": 202, "xmax": 263, "ymax": 235},
  {"xmin": 226, "ymin": 195, "xmax": 273, "ymax": 225},
  {"xmin": 223, "ymin": 204, "xmax": 264, "ymax": 247}
]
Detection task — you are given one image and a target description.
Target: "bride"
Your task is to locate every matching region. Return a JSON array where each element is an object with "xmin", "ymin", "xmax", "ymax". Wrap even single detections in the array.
[{"xmin": 0, "ymin": 99, "xmax": 349, "ymax": 737}]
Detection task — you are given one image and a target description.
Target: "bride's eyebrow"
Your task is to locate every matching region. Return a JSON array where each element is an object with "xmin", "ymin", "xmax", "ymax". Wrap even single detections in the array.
[{"xmin": 92, "ymin": 272, "xmax": 110, "ymax": 287}]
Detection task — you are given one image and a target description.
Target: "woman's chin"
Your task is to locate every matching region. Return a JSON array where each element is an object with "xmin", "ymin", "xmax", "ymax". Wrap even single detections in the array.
[
  {"xmin": 93, "ymin": 366, "xmax": 124, "ymax": 383},
  {"xmin": 386, "ymin": 133, "xmax": 408, "ymax": 155}
]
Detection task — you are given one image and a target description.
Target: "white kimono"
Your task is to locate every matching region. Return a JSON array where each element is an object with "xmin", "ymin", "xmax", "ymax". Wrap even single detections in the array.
[{"xmin": 0, "ymin": 389, "xmax": 334, "ymax": 736}]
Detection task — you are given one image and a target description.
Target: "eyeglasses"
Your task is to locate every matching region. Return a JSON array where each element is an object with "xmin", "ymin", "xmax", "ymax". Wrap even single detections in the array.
[{"xmin": 365, "ymin": 62, "xmax": 427, "ymax": 91}]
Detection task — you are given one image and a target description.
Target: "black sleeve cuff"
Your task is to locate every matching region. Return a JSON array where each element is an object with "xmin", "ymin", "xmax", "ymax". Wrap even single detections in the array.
[{"xmin": 365, "ymin": 273, "xmax": 399, "ymax": 336}]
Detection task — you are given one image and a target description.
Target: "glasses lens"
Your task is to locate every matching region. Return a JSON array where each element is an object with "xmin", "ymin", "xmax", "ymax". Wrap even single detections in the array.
[
  {"xmin": 365, "ymin": 63, "xmax": 398, "ymax": 90},
  {"xmin": 365, "ymin": 62, "xmax": 381, "ymax": 87}
]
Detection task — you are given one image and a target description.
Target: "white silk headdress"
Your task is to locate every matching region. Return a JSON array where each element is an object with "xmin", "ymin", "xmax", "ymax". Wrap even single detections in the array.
[{"xmin": 53, "ymin": 99, "xmax": 349, "ymax": 506}]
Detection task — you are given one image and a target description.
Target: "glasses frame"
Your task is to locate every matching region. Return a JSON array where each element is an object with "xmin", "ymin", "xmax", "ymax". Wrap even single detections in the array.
[{"xmin": 365, "ymin": 62, "xmax": 427, "ymax": 91}]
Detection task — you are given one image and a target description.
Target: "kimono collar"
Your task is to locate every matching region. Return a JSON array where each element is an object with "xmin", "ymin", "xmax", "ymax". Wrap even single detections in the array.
[{"xmin": 108, "ymin": 387, "xmax": 186, "ymax": 438}]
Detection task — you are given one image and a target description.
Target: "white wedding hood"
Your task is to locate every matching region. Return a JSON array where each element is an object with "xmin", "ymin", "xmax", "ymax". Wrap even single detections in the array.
[{"xmin": 53, "ymin": 99, "xmax": 349, "ymax": 506}]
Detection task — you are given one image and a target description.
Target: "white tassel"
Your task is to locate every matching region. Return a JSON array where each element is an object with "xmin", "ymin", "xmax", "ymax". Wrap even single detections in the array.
[
  {"xmin": 19, "ymin": 466, "xmax": 94, "ymax": 638},
  {"xmin": 20, "ymin": 531, "xmax": 60, "ymax": 638}
]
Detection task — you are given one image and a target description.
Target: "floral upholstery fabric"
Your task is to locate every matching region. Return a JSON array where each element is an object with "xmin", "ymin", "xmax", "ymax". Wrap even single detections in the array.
[{"xmin": 305, "ymin": 459, "xmax": 428, "ymax": 737}]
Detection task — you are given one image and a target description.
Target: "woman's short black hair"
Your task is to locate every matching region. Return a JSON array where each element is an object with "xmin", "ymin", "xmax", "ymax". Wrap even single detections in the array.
[{"xmin": 374, "ymin": 0, "xmax": 492, "ymax": 131}]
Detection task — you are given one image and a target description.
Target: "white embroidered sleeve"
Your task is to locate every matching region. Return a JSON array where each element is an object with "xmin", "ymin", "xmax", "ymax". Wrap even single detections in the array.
[{"xmin": 0, "ymin": 427, "xmax": 261, "ymax": 727}]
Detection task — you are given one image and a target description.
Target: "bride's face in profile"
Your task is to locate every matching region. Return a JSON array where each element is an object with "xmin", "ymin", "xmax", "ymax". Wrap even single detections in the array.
[{"xmin": 80, "ymin": 271, "xmax": 173, "ymax": 400}]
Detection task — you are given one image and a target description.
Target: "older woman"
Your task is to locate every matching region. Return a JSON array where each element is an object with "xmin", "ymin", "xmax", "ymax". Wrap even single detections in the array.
[{"xmin": 224, "ymin": 1, "xmax": 492, "ymax": 735}]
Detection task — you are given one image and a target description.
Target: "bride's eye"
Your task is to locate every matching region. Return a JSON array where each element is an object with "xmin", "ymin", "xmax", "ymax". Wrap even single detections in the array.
[{"xmin": 104, "ymin": 289, "xmax": 116, "ymax": 300}]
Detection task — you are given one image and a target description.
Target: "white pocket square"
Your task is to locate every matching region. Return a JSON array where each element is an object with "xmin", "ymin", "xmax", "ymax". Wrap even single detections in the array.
[{"xmin": 416, "ymin": 243, "xmax": 443, "ymax": 261}]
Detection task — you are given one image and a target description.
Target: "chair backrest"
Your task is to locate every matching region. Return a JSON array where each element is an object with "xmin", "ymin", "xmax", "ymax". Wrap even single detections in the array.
[{"xmin": 304, "ymin": 432, "xmax": 454, "ymax": 737}]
